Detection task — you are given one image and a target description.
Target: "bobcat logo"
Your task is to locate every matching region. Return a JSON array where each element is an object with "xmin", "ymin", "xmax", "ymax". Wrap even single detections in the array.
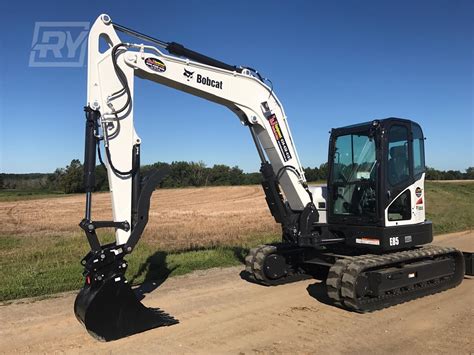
[{"xmin": 183, "ymin": 69, "xmax": 194, "ymax": 81}]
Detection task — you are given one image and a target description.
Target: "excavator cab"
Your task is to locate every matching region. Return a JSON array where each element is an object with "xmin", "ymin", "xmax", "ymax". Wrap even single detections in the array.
[{"xmin": 326, "ymin": 118, "xmax": 432, "ymax": 251}]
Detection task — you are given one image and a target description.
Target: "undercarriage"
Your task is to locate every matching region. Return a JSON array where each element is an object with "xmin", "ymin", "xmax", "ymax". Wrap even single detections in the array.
[{"xmin": 245, "ymin": 243, "xmax": 471, "ymax": 312}]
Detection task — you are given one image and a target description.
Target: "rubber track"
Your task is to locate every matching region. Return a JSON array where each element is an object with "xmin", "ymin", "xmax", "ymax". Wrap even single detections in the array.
[
  {"xmin": 326, "ymin": 257, "xmax": 356, "ymax": 304},
  {"xmin": 244, "ymin": 244, "xmax": 312, "ymax": 286},
  {"xmin": 244, "ymin": 244, "xmax": 263, "ymax": 274},
  {"xmin": 326, "ymin": 253, "xmax": 384, "ymax": 304},
  {"xmin": 339, "ymin": 245, "xmax": 465, "ymax": 312}
]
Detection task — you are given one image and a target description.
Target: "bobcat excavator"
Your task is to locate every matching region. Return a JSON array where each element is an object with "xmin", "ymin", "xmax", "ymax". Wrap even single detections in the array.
[{"xmin": 75, "ymin": 14, "xmax": 473, "ymax": 341}]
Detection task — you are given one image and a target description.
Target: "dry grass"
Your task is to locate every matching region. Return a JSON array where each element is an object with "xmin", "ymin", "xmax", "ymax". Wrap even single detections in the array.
[
  {"xmin": 0, "ymin": 183, "xmax": 472, "ymax": 301},
  {"xmin": 2, "ymin": 182, "xmax": 473, "ymax": 250},
  {"xmin": 0, "ymin": 186, "xmax": 280, "ymax": 251}
]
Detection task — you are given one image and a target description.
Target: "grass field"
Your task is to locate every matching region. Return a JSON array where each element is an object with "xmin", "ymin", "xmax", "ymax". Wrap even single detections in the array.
[
  {"xmin": 425, "ymin": 181, "xmax": 474, "ymax": 234},
  {"xmin": 0, "ymin": 189, "xmax": 65, "ymax": 202},
  {"xmin": 0, "ymin": 181, "xmax": 472, "ymax": 301}
]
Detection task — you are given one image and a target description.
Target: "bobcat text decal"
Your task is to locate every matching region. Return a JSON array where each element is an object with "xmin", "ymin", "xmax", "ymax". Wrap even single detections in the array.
[
  {"xmin": 182, "ymin": 69, "xmax": 223, "ymax": 89},
  {"xmin": 196, "ymin": 74, "xmax": 222, "ymax": 89}
]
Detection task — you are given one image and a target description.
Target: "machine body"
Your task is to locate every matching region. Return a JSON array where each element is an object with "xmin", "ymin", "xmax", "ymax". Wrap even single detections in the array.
[{"xmin": 75, "ymin": 14, "xmax": 471, "ymax": 341}]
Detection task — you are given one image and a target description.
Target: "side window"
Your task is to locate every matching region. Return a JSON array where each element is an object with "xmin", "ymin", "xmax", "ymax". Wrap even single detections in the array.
[
  {"xmin": 388, "ymin": 189, "xmax": 411, "ymax": 221},
  {"xmin": 412, "ymin": 124, "xmax": 425, "ymax": 177},
  {"xmin": 388, "ymin": 125, "xmax": 409, "ymax": 186},
  {"xmin": 332, "ymin": 135, "xmax": 352, "ymax": 183}
]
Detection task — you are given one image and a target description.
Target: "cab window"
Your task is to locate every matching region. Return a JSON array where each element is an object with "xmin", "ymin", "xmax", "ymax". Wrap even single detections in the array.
[
  {"xmin": 331, "ymin": 132, "xmax": 377, "ymax": 219},
  {"xmin": 412, "ymin": 124, "xmax": 425, "ymax": 177},
  {"xmin": 388, "ymin": 125, "xmax": 409, "ymax": 186},
  {"xmin": 388, "ymin": 189, "xmax": 411, "ymax": 221}
]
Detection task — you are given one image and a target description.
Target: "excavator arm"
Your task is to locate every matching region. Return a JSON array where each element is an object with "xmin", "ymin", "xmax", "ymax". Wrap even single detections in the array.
[{"xmin": 75, "ymin": 14, "xmax": 317, "ymax": 341}]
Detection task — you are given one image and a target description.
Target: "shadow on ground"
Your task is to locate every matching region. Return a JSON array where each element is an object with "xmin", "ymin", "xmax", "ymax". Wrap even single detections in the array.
[
  {"xmin": 130, "ymin": 246, "xmax": 249, "ymax": 300},
  {"xmin": 130, "ymin": 251, "xmax": 177, "ymax": 301},
  {"xmin": 306, "ymin": 281, "xmax": 337, "ymax": 307}
]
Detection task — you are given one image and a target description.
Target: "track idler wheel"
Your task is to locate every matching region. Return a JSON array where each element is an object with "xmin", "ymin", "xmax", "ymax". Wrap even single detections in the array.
[
  {"xmin": 263, "ymin": 253, "xmax": 289, "ymax": 280},
  {"xmin": 74, "ymin": 274, "xmax": 178, "ymax": 341},
  {"xmin": 244, "ymin": 244, "xmax": 313, "ymax": 286}
]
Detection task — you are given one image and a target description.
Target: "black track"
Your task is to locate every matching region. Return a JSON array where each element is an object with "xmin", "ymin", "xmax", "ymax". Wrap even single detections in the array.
[
  {"xmin": 246, "ymin": 244, "xmax": 465, "ymax": 312},
  {"xmin": 335, "ymin": 245, "xmax": 465, "ymax": 312},
  {"xmin": 326, "ymin": 257, "xmax": 354, "ymax": 304}
]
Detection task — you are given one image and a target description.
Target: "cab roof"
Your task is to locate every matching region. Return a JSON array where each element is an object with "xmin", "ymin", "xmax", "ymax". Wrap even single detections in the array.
[{"xmin": 331, "ymin": 117, "xmax": 423, "ymax": 137}]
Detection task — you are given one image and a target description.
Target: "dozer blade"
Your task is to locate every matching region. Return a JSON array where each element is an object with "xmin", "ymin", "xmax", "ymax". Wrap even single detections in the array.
[{"xmin": 74, "ymin": 275, "xmax": 178, "ymax": 341}]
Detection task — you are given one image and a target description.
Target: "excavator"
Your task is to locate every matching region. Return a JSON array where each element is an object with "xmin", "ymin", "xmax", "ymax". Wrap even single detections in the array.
[{"xmin": 74, "ymin": 14, "xmax": 473, "ymax": 341}]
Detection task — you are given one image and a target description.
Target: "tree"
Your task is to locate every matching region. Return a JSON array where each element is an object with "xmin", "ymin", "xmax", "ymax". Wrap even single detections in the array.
[
  {"xmin": 444, "ymin": 170, "xmax": 463, "ymax": 180},
  {"xmin": 243, "ymin": 172, "xmax": 261, "ymax": 185},
  {"xmin": 48, "ymin": 168, "xmax": 65, "ymax": 190},
  {"xmin": 318, "ymin": 163, "xmax": 328, "ymax": 180},
  {"xmin": 229, "ymin": 166, "xmax": 244, "ymax": 186},
  {"xmin": 425, "ymin": 167, "xmax": 441, "ymax": 180},
  {"xmin": 304, "ymin": 166, "xmax": 320, "ymax": 182},
  {"xmin": 208, "ymin": 164, "xmax": 231, "ymax": 186},
  {"xmin": 94, "ymin": 165, "xmax": 109, "ymax": 191},
  {"xmin": 464, "ymin": 167, "xmax": 474, "ymax": 180},
  {"xmin": 188, "ymin": 161, "xmax": 207, "ymax": 186},
  {"xmin": 162, "ymin": 161, "xmax": 202, "ymax": 187},
  {"xmin": 60, "ymin": 159, "xmax": 84, "ymax": 193}
]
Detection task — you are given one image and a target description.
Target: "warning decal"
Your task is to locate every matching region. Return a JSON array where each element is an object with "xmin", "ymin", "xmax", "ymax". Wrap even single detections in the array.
[
  {"xmin": 268, "ymin": 114, "xmax": 292, "ymax": 162},
  {"xmin": 356, "ymin": 237, "xmax": 380, "ymax": 246},
  {"xmin": 416, "ymin": 196, "xmax": 424, "ymax": 210}
]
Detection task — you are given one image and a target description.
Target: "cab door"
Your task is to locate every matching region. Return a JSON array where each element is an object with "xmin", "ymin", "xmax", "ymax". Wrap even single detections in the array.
[{"xmin": 384, "ymin": 122, "xmax": 426, "ymax": 227}]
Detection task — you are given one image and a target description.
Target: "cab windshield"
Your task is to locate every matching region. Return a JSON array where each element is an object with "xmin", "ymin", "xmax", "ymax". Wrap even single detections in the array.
[{"xmin": 331, "ymin": 132, "xmax": 377, "ymax": 219}]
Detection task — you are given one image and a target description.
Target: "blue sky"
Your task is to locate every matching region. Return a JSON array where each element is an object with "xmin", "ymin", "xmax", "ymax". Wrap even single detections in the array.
[{"xmin": 0, "ymin": 0, "xmax": 472, "ymax": 173}]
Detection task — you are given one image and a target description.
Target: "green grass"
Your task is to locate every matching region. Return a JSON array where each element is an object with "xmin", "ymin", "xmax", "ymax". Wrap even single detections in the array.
[
  {"xmin": 0, "ymin": 232, "xmax": 278, "ymax": 301},
  {"xmin": 0, "ymin": 181, "xmax": 472, "ymax": 302},
  {"xmin": 425, "ymin": 181, "xmax": 474, "ymax": 234},
  {"xmin": 0, "ymin": 189, "xmax": 66, "ymax": 201}
]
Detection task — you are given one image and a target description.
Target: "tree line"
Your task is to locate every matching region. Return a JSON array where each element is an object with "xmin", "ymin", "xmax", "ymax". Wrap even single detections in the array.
[
  {"xmin": 1, "ymin": 160, "xmax": 261, "ymax": 193},
  {"xmin": 425, "ymin": 167, "xmax": 474, "ymax": 181},
  {"xmin": 1, "ymin": 160, "xmax": 473, "ymax": 194}
]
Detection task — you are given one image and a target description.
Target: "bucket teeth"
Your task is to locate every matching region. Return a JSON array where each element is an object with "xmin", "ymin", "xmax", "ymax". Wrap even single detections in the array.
[{"xmin": 74, "ymin": 275, "xmax": 178, "ymax": 341}]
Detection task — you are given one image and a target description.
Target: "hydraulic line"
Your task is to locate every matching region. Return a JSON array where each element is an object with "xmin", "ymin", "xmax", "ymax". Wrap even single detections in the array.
[
  {"xmin": 100, "ymin": 43, "xmax": 139, "ymax": 177},
  {"xmin": 109, "ymin": 44, "xmax": 131, "ymax": 117}
]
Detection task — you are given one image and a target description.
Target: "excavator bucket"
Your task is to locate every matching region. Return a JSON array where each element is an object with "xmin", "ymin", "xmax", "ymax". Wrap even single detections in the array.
[{"xmin": 74, "ymin": 274, "xmax": 178, "ymax": 341}]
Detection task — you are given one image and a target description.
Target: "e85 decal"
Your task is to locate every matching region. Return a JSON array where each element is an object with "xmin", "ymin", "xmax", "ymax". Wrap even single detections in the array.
[{"xmin": 389, "ymin": 237, "xmax": 400, "ymax": 246}]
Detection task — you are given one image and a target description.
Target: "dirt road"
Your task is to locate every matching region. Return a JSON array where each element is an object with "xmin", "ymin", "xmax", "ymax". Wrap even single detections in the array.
[{"xmin": 0, "ymin": 231, "xmax": 472, "ymax": 354}]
